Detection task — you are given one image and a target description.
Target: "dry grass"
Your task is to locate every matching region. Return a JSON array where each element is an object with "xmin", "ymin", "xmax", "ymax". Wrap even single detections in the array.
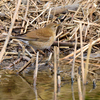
[{"xmin": 0, "ymin": 0, "xmax": 100, "ymax": 99}]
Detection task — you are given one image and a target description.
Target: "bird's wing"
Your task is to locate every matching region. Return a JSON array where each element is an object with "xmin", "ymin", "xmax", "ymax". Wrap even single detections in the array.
[{"xmin": 26, "ymin": 27, "xmax": 53, "ymax": 40}]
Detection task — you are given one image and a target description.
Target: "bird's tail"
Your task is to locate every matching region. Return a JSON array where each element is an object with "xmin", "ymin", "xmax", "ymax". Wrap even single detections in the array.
[{"xmin": 0, "ymin": 34, "xmax": 36, "ymax": 41}]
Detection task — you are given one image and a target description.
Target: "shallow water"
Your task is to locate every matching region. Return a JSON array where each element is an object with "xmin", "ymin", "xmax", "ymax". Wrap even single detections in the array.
[{"xmin": 0, "ymin": 72, "xmax": 100, "ymax": 100}]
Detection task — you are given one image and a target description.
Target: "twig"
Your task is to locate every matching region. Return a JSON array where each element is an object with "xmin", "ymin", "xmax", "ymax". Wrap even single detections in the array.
[
  {"xmin": 34, "ymin": 51, "xmax": 39, "ymax": 87},
  {"xmin": 54, "ymin": 46, "xmax": 57, "ymax": 100},
  {"xmin": 73, "ymin": 20, "xmax": 100, "ymax": 27},
  {"xmin": 30, "ymin": 6, "xmax": 50, "ymax": 24},
  {"xmin": 0, "ymin": 0, "xmax": 22, "ymax": 63},
  {"xmin": 84, "ymin": 39, "xmax": 92, "ymax": 84},
  {"xmin": 60, "ymin": 38, "xmax": 100, "ymax": 61},
  {"xmin": 18, "ymin": 57, "xmax": 33, "ymax": 73},
  {"xmin": 20, "ymin": 0, "xmax": 29, "ymax": 34}
]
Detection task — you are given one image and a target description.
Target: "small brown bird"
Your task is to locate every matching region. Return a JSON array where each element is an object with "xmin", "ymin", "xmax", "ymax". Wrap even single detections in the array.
[{"xmin": 11, "ymin": 23, "xmax": 59, "ymax": 50}]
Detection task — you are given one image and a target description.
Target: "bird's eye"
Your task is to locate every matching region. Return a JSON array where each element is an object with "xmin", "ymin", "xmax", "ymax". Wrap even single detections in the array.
[{"xmin": 54, "ymin": 25, "xmax": 57, "ymax": 27}]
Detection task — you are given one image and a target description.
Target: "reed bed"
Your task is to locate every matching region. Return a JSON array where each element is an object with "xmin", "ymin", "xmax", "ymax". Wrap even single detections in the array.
[{"xmin": 0, "ymin": 0, "xmax": 100, "ymax": 100}]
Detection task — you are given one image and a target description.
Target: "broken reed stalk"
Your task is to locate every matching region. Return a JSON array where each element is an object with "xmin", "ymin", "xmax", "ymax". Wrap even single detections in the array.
[
  {"xmin": 83, "ymin": 39, "xmax": 92, "ymax": 100},
  {"xmin": 7, "ymin": 57, "xmax": 23, "ymax": 68},
  {"xmin": 84, "ymin": 39, "xmax": 92, "ymax": 84},
  {"xmin": 80, "ymin": 23, "xmax": 85, "ymax": 85},
  {"xmin": 61, "ymin": 38, "xmax": 100, "ymax": 63},
  {"xmin": 20, "ymin": 0, "xmax": 29, "ymax": 34},
  {"xmin": 54, "ymin": 46, "xmax": 57, "ymax": 100},
  {"xmin": 0, "ymin": 0, "xmax": 22, "ymax": 63},
  {"xmin": 71, "ymin": 30, "xmax": 77, "ymax": 100},
  {"xmin": 34, "ymin": 51, "xmax": 39, "ymax": 87},
  {"xmin": 57, "ymin": 39, "xmax": 61, "ymax": 90},
  {"xmin": 18, "ymin": 57, "xmax": 33, "ymax": 73},
  {"xmin": 71, "ymin": 30, "xmax": 77, "ymax": 80}
]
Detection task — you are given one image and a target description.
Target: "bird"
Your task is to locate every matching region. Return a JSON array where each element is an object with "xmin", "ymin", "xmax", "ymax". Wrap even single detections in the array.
[{"xmin": 11, "ymin": 23, "xmax": 59, "ymax": 50}]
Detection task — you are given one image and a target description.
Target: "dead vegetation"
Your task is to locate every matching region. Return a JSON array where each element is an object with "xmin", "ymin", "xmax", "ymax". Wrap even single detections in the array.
[{"xmin": 0, "ymin": 0, "xmax": 100, "ymax": 99}]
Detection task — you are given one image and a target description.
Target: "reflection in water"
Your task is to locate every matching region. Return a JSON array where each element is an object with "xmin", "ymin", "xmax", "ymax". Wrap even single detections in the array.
[
  {"xmin": 34, "ymin": 86, "xmax": 38, "ymax": 100},
  {"xmin": 93, "ymin": 79, "xmax": 96, "ymax": 89},
  {"xmin": 71, "ymin": 78, "xmax": 75, "ymax": 100},
  {"xmin": 0, "ymin": 73, "xmax": 99, "ymax": 100},
  {"xmin": 0, "ymin": 75, "xmax": 35, "ymax": 100}
]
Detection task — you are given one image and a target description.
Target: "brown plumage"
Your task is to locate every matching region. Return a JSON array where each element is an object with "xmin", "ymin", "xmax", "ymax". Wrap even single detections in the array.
[{"xmin": 11, "ymin": 23, "xmax": 59, "ymax": 50}]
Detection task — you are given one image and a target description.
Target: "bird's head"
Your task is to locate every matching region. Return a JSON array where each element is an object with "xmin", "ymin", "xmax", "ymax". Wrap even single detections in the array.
[{"xmin": 46, "ymin": 23, "xmax": 60, "ymax": 34}]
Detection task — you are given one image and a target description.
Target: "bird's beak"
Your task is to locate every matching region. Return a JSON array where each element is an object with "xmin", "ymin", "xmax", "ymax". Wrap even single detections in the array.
[{"xmin": 56, "ymin": 23, "xmax": 60, "ymax": 26}]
